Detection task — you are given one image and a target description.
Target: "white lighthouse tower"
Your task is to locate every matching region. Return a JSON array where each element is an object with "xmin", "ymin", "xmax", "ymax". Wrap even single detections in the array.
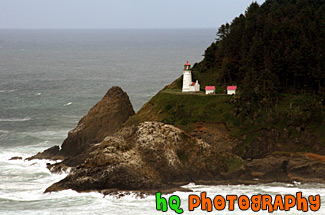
[
  {"xmin": 182, "ymin": 61, "xmax": 192, "ymax": 92},
  {"xmin": 182, "ymin": 61, "xmax": 200, "ymax": 92}
]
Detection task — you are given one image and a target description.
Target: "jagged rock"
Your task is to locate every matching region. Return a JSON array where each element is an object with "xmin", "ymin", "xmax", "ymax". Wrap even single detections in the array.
[
  {"xmin": 28, "ymin": 86, "xmax": 135, "ymax": 162},
  {"xmin": 47, "ymin": 162, "xmax": 70, "ymax": 173},
  {"xmin": 9, "ymin": 156, "xmax": 23, "ymax": 160},
  {"xmin": 26, "ymin": 146, "xmax": 61, "ymax": 161},
  {"xmin": 45, "ymin": 122, "xmax": 230, "ymax": 193},
  {"xmin": 59, "ymin": 86, "xmax": 135, "ymax": 157},
  {"xmin": 243, "ymin": 152, "xmax": 325, "ymax": 183}
]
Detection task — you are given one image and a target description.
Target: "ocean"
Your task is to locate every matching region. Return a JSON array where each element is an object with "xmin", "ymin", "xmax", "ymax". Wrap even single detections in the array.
[{"xmin": 0, "ymin": 29, "xmax": 324, "ymax": 214}]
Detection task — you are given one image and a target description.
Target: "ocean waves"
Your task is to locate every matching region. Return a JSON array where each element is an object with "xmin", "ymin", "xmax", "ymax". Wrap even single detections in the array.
[
  {"xmin": 0, "ymin": 117, "xmax": 31, "ymax": 122},
  {"xmin": 0, "ymin": 89, "xmax": 17, "ymax": 93}
]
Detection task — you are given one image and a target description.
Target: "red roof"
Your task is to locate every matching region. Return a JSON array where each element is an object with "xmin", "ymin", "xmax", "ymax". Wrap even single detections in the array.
[
  {"xmin": 227, "ymin": 86, "xmax": 237, "ymax": 90},
  {"xmin": 205, "ymin": 86, "xmax": 215, "ymax": 90},
  {"xmin": 190, "ymin": 82, "xmax": 196, "ymax": 86},
  {"xmin": 184, "ymin": 61, "xmax": 190, "ymax": 66}
]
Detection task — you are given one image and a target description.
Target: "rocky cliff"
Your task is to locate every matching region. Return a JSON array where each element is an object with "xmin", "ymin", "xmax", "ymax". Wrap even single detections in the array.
[
  {"xmin": 45, "ymin": 122, "xmax": 233, "ymax": 193},
  {"xmin": 243, "ymin": 152, "xmax": 325, "ymax": 183},
  {"xmin": 25, "ymin": 85, "xmax": 325, "ymax": 194},
  {"xmin": 28, "ymin": 86, "xmax": 135, "ymax": 164},
  {"xmin": 45, "ymin": 121, "xmax": 325, "ymax": 193}
]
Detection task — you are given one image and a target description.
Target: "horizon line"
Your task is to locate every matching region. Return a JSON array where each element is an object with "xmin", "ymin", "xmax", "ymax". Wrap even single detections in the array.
[{"xmin": 0, "ymin": 27, "xmax": 218, "ymax": 30}]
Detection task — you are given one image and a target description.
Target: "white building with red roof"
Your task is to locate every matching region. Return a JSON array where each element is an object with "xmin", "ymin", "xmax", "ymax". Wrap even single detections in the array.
[
  {"xmin": 227, "ymin": 86, "xmax": 237, "ymax": 95},
  {"xmin": 182, "ymin": 61, "xmax": 200, "ymax": 92},
  {"xmin": 205, "ymin": 86, "xmax": 215, "ymax": 94}
]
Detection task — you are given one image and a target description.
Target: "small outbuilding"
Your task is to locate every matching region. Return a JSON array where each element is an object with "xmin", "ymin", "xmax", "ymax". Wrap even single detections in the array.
[
  {"xmin": 227, "ymin": 86, "xmax": 237, "ymax": 95},
  {"xmin": 205, "ymin": 86, "xmax": 215, "ymax": 95},
  {"xmin": 189, "ymin": 80, "xmax": 200, "ymax": 92}
]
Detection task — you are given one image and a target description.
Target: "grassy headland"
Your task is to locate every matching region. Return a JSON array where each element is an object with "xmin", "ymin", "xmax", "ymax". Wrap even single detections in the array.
[{"xmin": 126, "ymin": 0, "xmax": 324, "ymax": 159}]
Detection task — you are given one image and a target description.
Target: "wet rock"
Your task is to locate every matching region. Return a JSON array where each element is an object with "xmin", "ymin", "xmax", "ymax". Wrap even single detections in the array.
[
  {"xmin": 59, "ymin": 86, "xmax": 135, "ymax": 158},
  {"xmin": 9, "ymin": 156, "xmax": 22, "ymax": 160},
  {"xmin": 45, "ymin": 122, "xmax": 230, "ymax": 193},
  {"xmin": 47, "ymin": 162, "xmax": 70, "ymax": 173},
  {"xmin": 243, "ymin": 153, "xmax": 325, "ymax": 183},
  {"xmin": 26, "ymin": 146, "xmax": 61, "ymax": 161}
]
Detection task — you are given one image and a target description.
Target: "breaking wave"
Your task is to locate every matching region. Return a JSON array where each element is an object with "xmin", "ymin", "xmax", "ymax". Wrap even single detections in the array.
[{"xmin": 0, "ymin": 117, "xmax": 31, "ymax": 122}]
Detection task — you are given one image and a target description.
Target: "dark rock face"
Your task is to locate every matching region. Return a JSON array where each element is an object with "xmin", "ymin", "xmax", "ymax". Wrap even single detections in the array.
[
  {"xmin": 9, "ymin": 156, "xmax": 23, "ymax": 160},
  {"xmin": 45, "ymin": 122, "xmax": 229, "ymax": 193},
  {"xmin": 233, "ymin": 127, "xmax": 325, "ymax": 160},
  {"xmin": 27, "ymin": 146, "xmax": 61, "ymax": 161},
  {"xmin": 59, "ymin": 86, "xmax": 135, "ymax": 157},
  {"xmin": 242, "ymin": 153, "xmax": 325, "ymax": 183},
  {"xmin": 44, "ymin": 119, "xmax": 325, "ymax": 193},
  {"xmin": 28, "ymin": 86, "xmax": 135, "ymax": 162}
]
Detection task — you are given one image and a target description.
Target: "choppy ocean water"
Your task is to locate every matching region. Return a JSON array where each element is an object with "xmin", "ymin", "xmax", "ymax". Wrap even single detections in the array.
[{"xmin": 0, "ymin": 29, "xmax": 324, "ymax": 214}]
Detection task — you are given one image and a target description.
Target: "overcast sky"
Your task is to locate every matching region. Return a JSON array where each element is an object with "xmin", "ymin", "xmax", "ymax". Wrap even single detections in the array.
[{"xmin": 0, "ymin": 0, "xmax": 266, "ymax": 29}]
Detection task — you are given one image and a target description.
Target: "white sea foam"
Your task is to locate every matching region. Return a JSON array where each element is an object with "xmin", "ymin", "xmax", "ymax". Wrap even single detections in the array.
[
  {"xmin": 1, "ymin": 149, "xmax": 325, "ymax": 215},
  {"xmin": 0, "ymin": 89, "xmax": 17, "ymax": 93},
  {"xmin": 63, "ymin": 102, "xmax": 72, "ymax": 106},
  {"xmin": 0, "ymin": 144, "xmax": 61, "ymax": 163},
  {"xmin": 0, "ymin": 117, "xmax": 31, "ymax": 122},
  {"xmin": 0, "ymin": 130, "xmax": 9, "ymax": 134}
]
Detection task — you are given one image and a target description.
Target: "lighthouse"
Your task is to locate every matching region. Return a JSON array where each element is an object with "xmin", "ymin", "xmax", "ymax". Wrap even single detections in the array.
[{"xmin": 182, "ymin": 61, "xmax": 200, "ymax": 92}]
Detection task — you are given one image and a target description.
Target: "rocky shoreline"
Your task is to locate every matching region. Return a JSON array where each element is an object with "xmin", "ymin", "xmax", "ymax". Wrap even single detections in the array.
[{"xmin": 25, "ymin": 86, "xmax": 325, "ymax": 194}]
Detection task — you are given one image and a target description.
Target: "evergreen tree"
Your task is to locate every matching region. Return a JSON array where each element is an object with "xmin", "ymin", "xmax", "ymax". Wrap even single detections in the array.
[{"xmin": 193, "ymin": 0, "xmax": 325, "ymax": 113}]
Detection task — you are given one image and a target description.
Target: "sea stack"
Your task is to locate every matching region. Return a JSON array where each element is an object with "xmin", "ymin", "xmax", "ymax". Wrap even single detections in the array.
[{"xmin": 28, "ymin": 86, "xmax": 135, "ymax": 162}]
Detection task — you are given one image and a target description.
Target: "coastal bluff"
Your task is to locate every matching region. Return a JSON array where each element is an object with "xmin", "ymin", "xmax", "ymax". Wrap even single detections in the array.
[
  {"xmin": 45, "ymin": 121, "xmax": 232, "ymax": 193},
  {"xmin": 25, "ymin": 85, "xmax": 325, "ymax": 194}
]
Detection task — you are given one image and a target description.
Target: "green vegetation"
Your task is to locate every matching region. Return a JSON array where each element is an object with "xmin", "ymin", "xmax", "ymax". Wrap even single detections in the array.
[
  {"xmin": 127, "ymin": 0, "xmax": 324, "ymax": 159},
  {"xmin": 170, "ymin": 0, "xmax": 325, "ymax": 122},
  {"xmin": 194, "ymin": 0, "xmax": 324, "ymax": 115},
  {"xmin": 197, "ymin": 0, "xmax": 325, "ymax": 92},
  {"xmin": 225, "ymin": 156, "xmax": 243, "ymax": 173},
  {"xmin": 157, "ymin": 92, "xmax": 231, "ymax": 129},
  {"xmin": 126, "ymin": 90, "xmax": 233, "ymax": 132}
]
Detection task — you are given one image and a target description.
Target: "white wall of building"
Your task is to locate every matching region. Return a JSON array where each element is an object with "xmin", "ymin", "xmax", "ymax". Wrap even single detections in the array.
[
  {"xmin": 182, "ymin": 71, "xmax": 192, "ymax": 92},
  {"xmin": 205, "ymin": 90, "xmax": 215, "ymax": 94},
  {"xmin": 195, "ymin": 82, "xmax": 200, "ymax": 92},
  {"xmin": 227, "ymin": 90, "xmax": 236, "ymax": 95}
]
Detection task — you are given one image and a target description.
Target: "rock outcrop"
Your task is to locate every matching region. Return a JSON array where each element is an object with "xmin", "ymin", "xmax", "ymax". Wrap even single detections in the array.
[
  {"xmin": 25, "ymin": 85, "xmax": 325, "ymax": 195},
  {"xmin": 45, "ymin": 122, "xmax": 231, "ymax": 193},
  {"xmin": 243, "ymin": 152, "xmax": 325, "ymax": 183},
  {"xmin": 45, "ymin": 120, "xmax": 325, "ymax": 193},
  {"xmin": 59, "ymin": 86, "xmax": 135, "ymax": 157},
  {"xmin": 27, "ymin": 86, "xmax": 135, "ymax": 163}
]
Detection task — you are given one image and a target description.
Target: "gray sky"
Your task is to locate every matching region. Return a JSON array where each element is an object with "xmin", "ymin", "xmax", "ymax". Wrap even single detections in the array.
[{"xmin": 0, "ymin": 0, "xmax": 265, "ymax": 29}]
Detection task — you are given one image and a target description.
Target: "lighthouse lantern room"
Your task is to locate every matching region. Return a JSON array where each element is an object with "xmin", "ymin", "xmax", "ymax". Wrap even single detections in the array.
[{"xmin": 184, "ymin": 61, "xmax": 191, "ymax": 70}]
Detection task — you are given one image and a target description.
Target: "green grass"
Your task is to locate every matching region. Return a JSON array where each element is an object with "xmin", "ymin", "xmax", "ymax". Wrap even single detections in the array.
[
  {"xmin": 225, "ymin": 155, "xmax": 243, "ymax": 173},
  {"xmin": 126, "ymin": 89, "xmax": 234, "ymax": 131},
  {"xmin": 151, "ymin": 91, "xmax": 233, "ymax": 129},
  {"xmin": 126, "ymin": 87, "xmax": 324, "ymax": 158}
]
